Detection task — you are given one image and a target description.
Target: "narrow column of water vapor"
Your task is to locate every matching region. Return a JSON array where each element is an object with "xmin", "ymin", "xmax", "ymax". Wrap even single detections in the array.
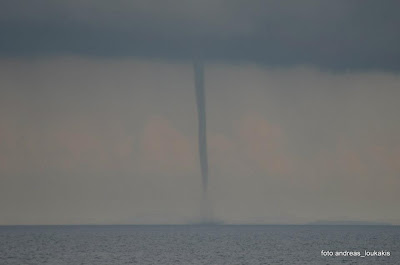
[
  {"xmin": 193, "ymin": 61, "xmax": 211, "ymax": 222},
  {"xmin": 194, "ymin": 61, "xmax": 208, "ymax": 195}
]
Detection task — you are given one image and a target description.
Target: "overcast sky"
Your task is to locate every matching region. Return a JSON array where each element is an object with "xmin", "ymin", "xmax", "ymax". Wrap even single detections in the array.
[{"xmin": 1, "ymin": 1, "xmax": 400, "ymax": 225}]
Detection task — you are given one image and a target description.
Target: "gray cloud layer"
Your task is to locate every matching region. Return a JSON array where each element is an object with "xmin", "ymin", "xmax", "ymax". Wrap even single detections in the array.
[{"xmin": 1, "ymin": 1, "xmax": 400, "ymax": 70}]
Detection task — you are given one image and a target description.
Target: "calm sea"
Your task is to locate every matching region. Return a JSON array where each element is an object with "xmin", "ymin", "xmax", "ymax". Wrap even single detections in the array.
[{"xmin": 0, "ymin": 225, "xmax": 399, "ymax": 264}]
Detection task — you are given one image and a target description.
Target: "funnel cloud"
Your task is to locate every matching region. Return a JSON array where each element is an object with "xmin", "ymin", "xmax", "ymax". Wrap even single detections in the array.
[
  {"xmin": 194, "ymin": 61, "xmax": 208, "ymax": 195},
  {"xmin": 1, "ymin": 1, "xmax": 400, "ymax": 226}
]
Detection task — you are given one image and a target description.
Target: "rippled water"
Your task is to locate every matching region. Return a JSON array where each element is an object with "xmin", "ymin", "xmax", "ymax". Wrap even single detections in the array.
[{"xmin": 1, "ymin": 225, "xmax": 399, "ymax": 264}]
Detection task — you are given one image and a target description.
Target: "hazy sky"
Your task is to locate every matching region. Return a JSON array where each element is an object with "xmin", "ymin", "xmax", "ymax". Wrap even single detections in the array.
[{"xmin": 1, "ymin": 1, "xmax": 400, "ymax": 225}]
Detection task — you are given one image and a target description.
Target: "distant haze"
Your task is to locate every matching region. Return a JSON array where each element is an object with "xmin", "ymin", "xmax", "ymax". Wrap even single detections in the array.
[{"xmin": 1, "ymin": 58, "xmax": 400, "ymax": 225}]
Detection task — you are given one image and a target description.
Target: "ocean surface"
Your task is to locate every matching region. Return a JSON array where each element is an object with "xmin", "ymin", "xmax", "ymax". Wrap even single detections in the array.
[{"xmin": 0, "ymin": 225, "xmax": 399, "ymax": 264}]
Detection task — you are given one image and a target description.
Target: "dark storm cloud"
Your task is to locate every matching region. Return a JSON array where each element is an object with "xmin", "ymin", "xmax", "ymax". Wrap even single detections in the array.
[{"xmin": 1, "ymin": 0, "xmax": 400, "ymax": 70}]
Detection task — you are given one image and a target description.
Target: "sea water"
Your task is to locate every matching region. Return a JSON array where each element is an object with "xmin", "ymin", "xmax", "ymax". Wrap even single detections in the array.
[{"xmin": 1, "ymin": 225, "xmax": 399, "ymax": 264}]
